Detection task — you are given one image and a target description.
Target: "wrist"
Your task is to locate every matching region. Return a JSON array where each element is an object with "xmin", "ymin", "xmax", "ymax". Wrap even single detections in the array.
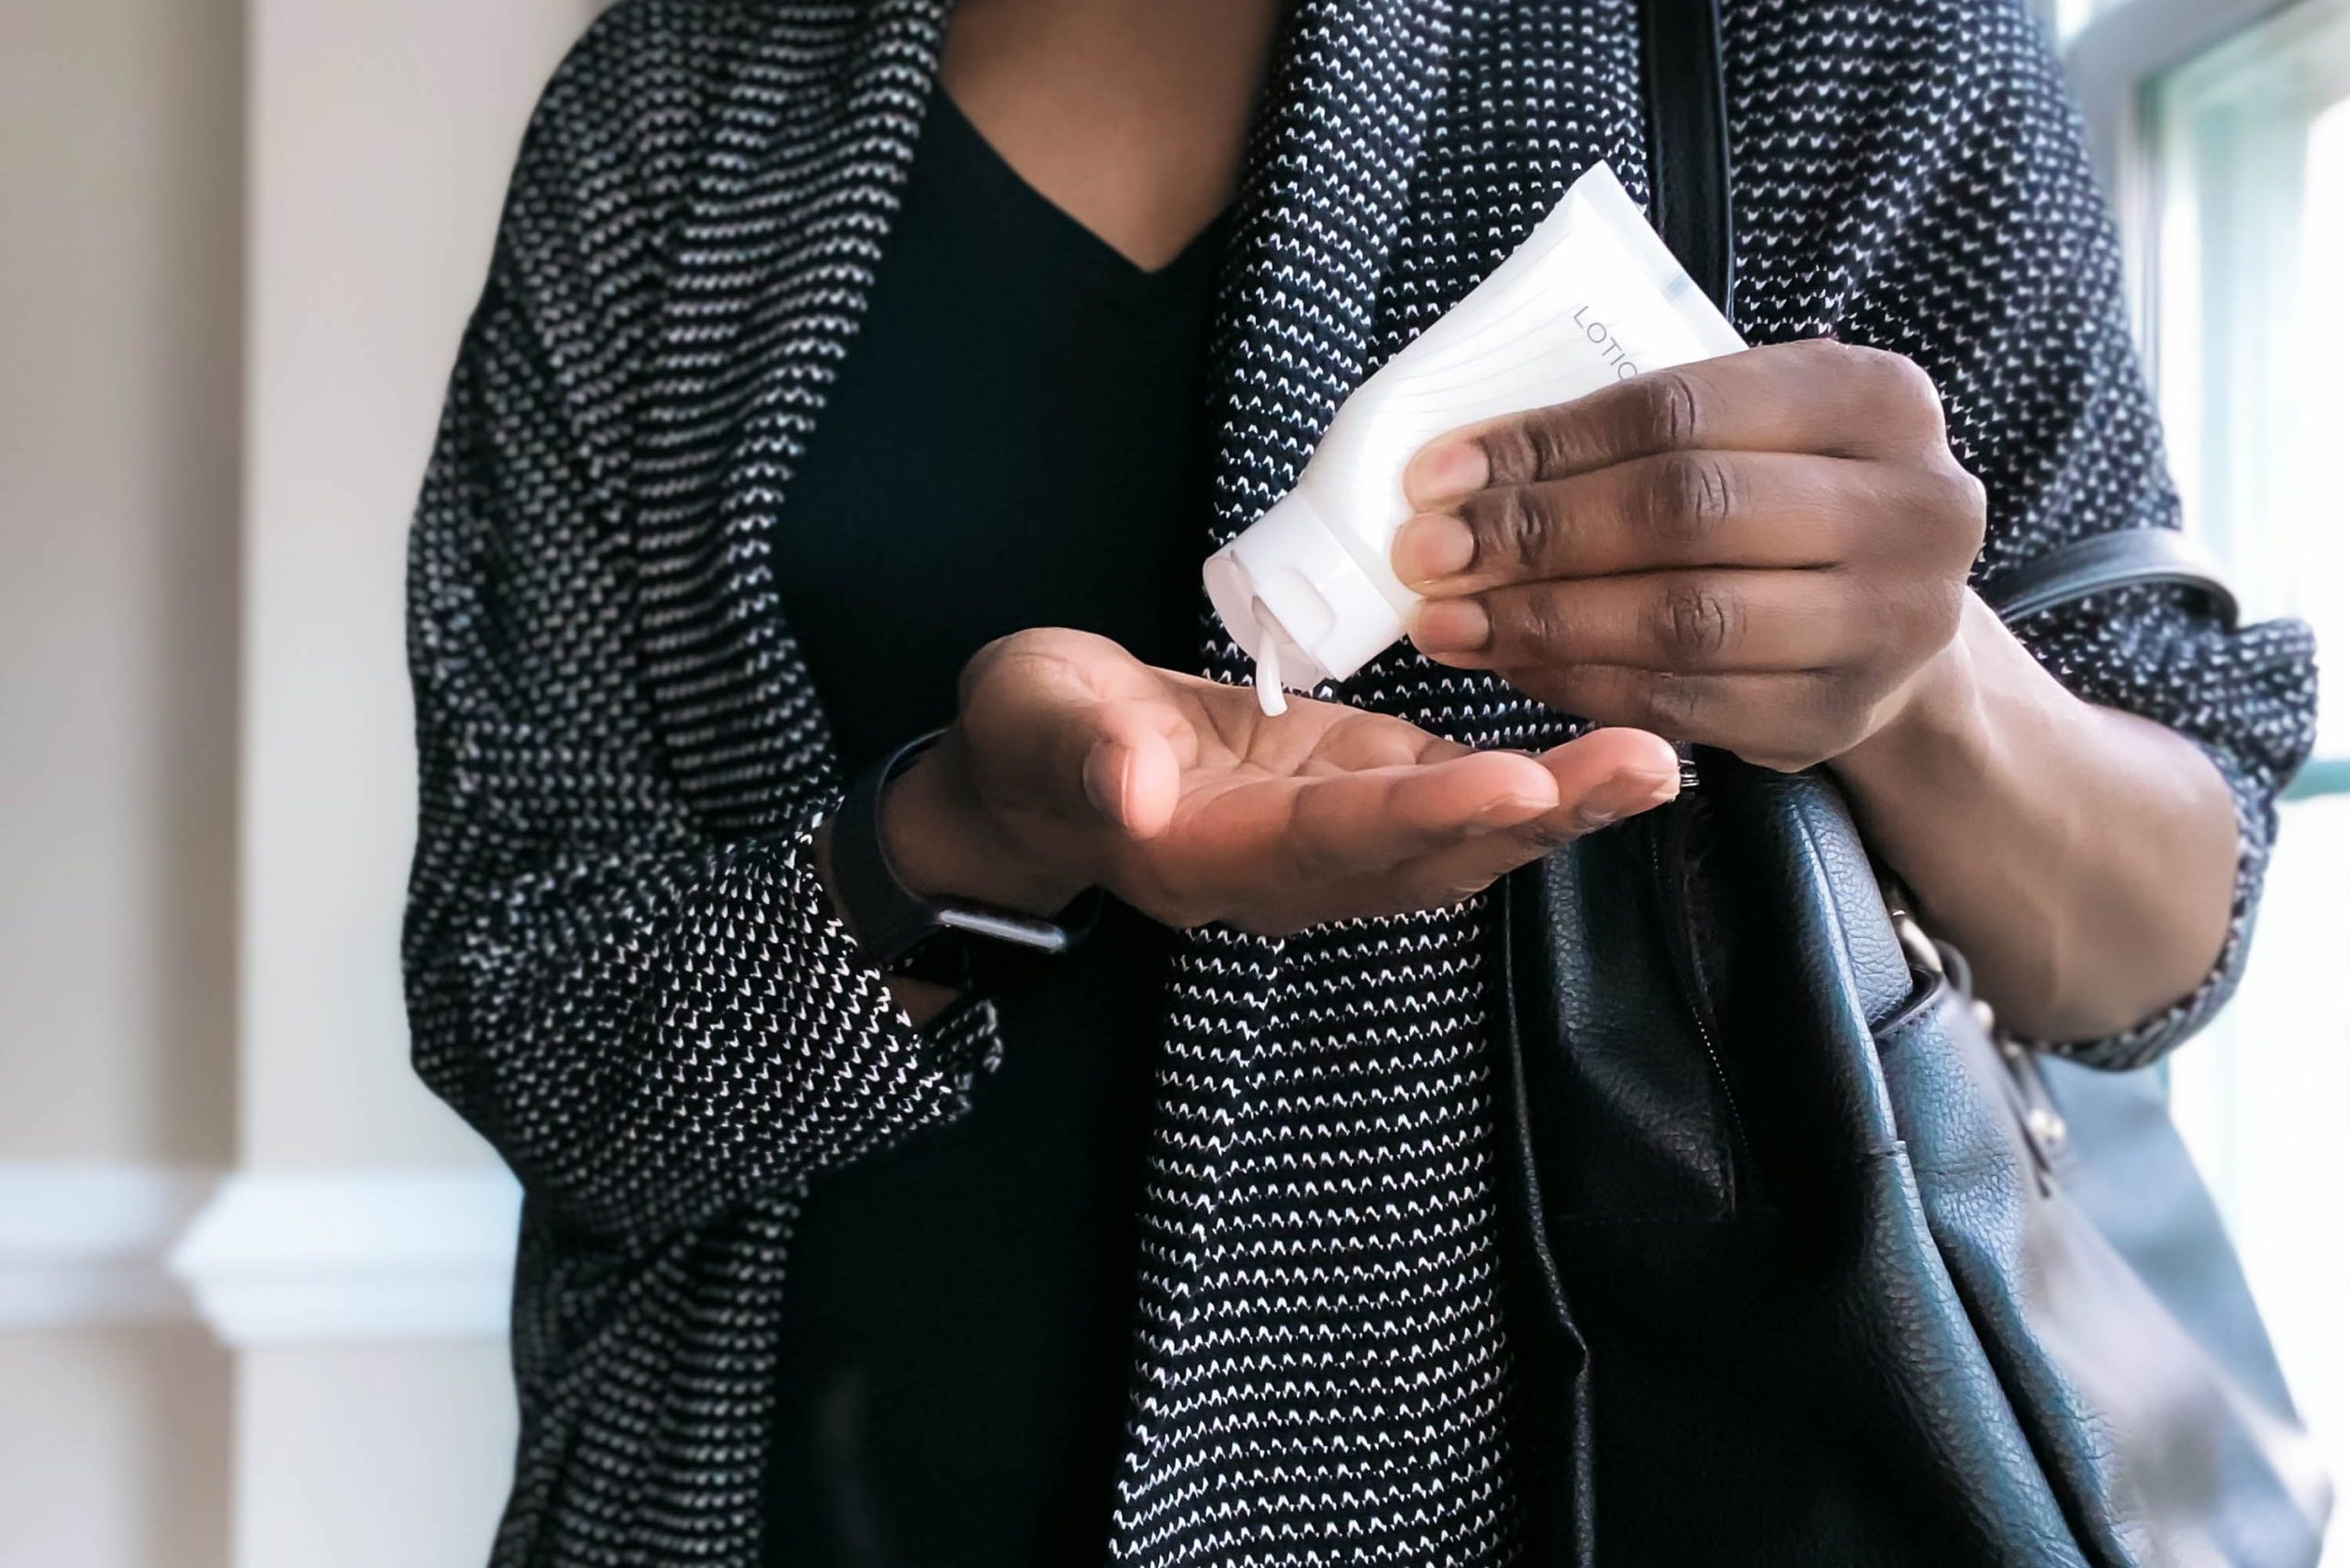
[{"xmin": 879, "ymin": 730, "xmax": 1096, "ymax": 916}]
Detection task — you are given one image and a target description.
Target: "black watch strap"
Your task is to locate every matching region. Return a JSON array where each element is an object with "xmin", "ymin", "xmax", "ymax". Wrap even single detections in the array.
[{"xmin": 828, "ymin": 729, "xmax": 1095, "ymax": 991}]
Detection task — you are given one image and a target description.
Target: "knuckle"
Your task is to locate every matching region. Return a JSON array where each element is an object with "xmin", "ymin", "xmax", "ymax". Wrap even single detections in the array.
[
  {"xmin": 1484, "ymin": 485, "xmax": 1551, "ymax": 574},
  {"xmin": 1483, "ymin": 422, "xmax": 1543, "ymax": 486},
  {"xmin": 1650, "ymin": 453, "xmax": 1737, "ymax": 538},
  {"xmin": 1857, "ymin": 346, "xmax": 1947, "ymax": 432},
  {"xmin": 1652, "ymin": 580, "xmax": 1738, "ymax": 663},
  {"xmin": 1510, "ymin": 589, "xmax": 1574, "ymax": 661},
  {"xmin": 1636, "ymin": 370, "xmax": 1705, "ymax": 452},
  {"xmin": 1883, "ymin": 350, "xmax": 1944, "ymax": 408},
  {"xmin": 1934, "ymin": 463, "xmax": 1989, "ymax": 552},
  {"xmin": 1514, "ymin": 409, "xmax": 1584, "ymax": 480}
]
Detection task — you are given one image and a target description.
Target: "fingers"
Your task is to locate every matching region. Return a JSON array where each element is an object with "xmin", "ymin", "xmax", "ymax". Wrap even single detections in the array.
[
  {"xmin": 957, "ymin": 641, "xmax": 1688, "ymax": 936},
  {"xmin": 1379, "ymin": 340, "xmax": 1986, "ymax": 781},
  {"xmin": 1080, "ymin": 708, "xmax": 1182, "ymax": 840},
  {"xmin": 1531, "ymin": 725, "xmax": 1683, "ymax": 805},
  {"xmin": 1421, "ymin": 729, "xmax": 1682, "ymax": 875},
  {"xmin": 957, "ymin": 630, "xmax": 1182, "ymax": 836},
  {"xmin": 954, "ymin": 636, "xmax": 1680, "ymax": 939},
  {"xmin": 1410, "ymin": 567, "xmax": 1881, "ymax": 674},
  {"xmin": 1272, "ymin": 748, "xmax": 1561, "ymax": 887},
  {"xmin": 1393, "ymin": 451, "xmax": 1878, "ymax": 594},
  {"xmin": 1306, "ymin": 738, "xmax": 1692, "ymax": 931},
  {"xmin": 1402, "ymin": 340, "xmax": 1953, "ymax": 507}
]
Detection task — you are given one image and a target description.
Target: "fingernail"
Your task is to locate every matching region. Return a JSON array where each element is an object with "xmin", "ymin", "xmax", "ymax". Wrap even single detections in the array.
[
  {"xmin": 1404, "ymin": 441, "xmax": 1490, "ymax": 508},
  {"xmin": 1574, "ymin": 770, "xmax": 1680, "ymax": 834},
  {"xmin": 1474, "ymin": 793, "xmax": 1551, "ymax": 829},
  {"xmin": 1409, "ymin": 598, "xmax": 1491, "ymax": 655},
  {"xmin": 1610, "ymin": 769, "xmax": 1683, "ymax": 817},
  {"xmin": 1393, "ymin": 513, "xmax": 1477, "ymax": 587}
]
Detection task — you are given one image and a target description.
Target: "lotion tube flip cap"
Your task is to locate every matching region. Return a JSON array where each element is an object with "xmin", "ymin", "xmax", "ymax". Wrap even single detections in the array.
[
  {"xmin": 1206, "ymin": 162, "xmax": 1746, "ymax": 713},
  {"xmin": 1203, "ymin": 491, "xmax": 1401, "ymax": 701}
]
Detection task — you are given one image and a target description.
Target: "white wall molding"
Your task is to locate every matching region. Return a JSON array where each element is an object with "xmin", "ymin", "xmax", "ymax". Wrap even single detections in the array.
[
  {"xmin": 0, "ymin": 1167, "xmax": 220, "ymax": 1328},
  {"xmin": 0, "ymin": 1166, "xmax": 522, "ymax": 1342},
  {"xmin": 167, "ymin": 1170, "xmax": 520, "ymax": 1346}
]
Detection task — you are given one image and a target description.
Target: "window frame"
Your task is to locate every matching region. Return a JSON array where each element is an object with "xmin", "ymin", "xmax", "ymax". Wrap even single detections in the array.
[
  {"xmin": 2065, "ymin": 0, "xmax": 2347, "ymax": 802},
  {"xmin": 2066, "ymin": 0, "xmax": 2300, "ymax": 364}
]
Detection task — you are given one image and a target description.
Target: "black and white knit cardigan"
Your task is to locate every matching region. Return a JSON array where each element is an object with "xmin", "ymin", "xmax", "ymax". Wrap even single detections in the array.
[{"xmin": 404, "ymin": 0, "xmax": 2317, "ymax": 1562}]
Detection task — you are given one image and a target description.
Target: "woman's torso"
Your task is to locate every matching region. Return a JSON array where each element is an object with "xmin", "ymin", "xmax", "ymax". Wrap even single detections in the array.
[{"xmin": 760, "ymin": 87, "xmax": 1230, "ymax": 1566}]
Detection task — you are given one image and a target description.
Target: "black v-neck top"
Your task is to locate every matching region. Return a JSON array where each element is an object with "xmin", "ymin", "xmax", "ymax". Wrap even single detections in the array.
[{"xmin": 760, "ymin": 91, "xmax": 1230, "ymax": 1567}]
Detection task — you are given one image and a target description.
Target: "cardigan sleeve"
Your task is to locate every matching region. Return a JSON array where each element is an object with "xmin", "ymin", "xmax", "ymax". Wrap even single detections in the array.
[
  {"xmin": 1826, "ymin": 3, "xmax": 2319, "ymax": 1069},
  {"xmin": 401, "ymin": 35, "xmax": 999, "ymax": 1253}
]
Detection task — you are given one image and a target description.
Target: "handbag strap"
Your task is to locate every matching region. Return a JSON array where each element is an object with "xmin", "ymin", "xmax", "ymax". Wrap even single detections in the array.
[
  {"xmin": 1639, "ymin": 0, "xmax": 1738, "ymax": 324},
  {"xmin": 1979, "ymin": 529, "xmax": 2240, "ymax": 631}
]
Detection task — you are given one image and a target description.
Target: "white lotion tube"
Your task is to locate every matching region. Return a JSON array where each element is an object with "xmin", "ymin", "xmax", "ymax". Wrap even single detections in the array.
[{"xmin": 1206, "ymin": 162, "xmax": 1747, "ymax": 713}]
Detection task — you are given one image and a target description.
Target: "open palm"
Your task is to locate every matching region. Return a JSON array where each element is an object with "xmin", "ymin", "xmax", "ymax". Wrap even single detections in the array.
[{"xmin": 925, "ymin": 629, "xmax": 1681, "ymax": 935}]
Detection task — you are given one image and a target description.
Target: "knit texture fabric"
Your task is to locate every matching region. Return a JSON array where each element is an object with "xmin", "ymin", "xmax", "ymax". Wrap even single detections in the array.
[{"xmin": 402, "ymin": 1, "xmax": 2318, "ymax": 1563}]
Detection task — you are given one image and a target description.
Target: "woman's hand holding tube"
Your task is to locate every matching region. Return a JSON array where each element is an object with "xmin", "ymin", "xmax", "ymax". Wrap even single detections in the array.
[
  {"xmin": 862, "ymin": 627, "xmax": 1680, "ymax": 942},
  {"xmin": 1392, "ymin": 339, "xmax": 1986, "ymax": 769},
  {"xmin": 1391, "ymin": 338, "xmax": 2242, "ymax": 1044}
]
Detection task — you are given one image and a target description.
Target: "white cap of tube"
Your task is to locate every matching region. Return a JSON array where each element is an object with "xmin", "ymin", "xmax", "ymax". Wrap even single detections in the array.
[{"xmin": 1203, "ymin": 492, "xmax": 1408, "ymax": 715}]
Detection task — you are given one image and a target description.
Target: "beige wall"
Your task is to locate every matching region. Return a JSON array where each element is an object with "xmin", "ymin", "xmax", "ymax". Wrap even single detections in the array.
[
  {"xmin": 233, "ymin": 1343, "xmax": 519, "ymax": 1568},
  {"xmin": 0, "ymin": 5, "xmax": 241, "ymax": 1562},
  {"xmin": 241, "ymin": 0, "xmax": 603, "ymax": 1170},
  {"xmin": 2, "ymin": 2, "xmax": 598, "ymax": 1564},
  {"xmin": 0, "ymin": 1328, "xmax": 232, "ymax": 1568},
  {"xmin": 0, "ymin": 0, "xmax": 241, "ymax": 1168}
]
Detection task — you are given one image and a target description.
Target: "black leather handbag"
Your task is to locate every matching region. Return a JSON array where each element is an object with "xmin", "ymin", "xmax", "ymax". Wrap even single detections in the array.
[{"xmin": 1494, "ymin": 3, "xmax": 2336, "ymax": 1563}]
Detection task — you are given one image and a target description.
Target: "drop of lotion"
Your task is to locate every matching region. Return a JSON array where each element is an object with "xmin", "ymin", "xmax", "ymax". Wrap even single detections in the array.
[{"xmin": 1251, "ymin": 599, "xmax": 1289, "ymax": 718}]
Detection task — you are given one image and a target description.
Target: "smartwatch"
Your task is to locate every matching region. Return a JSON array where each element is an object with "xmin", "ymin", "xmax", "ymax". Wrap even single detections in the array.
[{"xmin": 827, "ymin": 729, "xmax": 1098, "ymax": 991}]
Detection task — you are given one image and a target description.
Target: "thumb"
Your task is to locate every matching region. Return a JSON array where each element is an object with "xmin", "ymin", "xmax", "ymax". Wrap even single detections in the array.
[
  {"xmin": 958, "ymin": 633, "xmax": 1177, "ymax": 838},
  {"xmin": 1080, "ymin": 707, "xmax": 1181, "ymax": 841}
]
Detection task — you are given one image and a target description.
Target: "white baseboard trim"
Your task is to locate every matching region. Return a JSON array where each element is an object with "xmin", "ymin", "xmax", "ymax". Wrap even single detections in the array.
[
  {"xmin": 0, "ymin": 1167, "xmax": 219, "ymax": 1328},
  {"xmin": 0, "ymin": 1164, "xmax": 521, "ymax": 1342},
  {"xmin": 168, "ymin": 1170, "xmax": 521, "ymax": 1346}
]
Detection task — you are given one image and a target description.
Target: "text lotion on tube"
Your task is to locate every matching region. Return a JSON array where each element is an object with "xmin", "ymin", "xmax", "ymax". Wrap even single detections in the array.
[{"xmin": 1205, "ymin": 162, "xmax": 1747, "ymax": 714}]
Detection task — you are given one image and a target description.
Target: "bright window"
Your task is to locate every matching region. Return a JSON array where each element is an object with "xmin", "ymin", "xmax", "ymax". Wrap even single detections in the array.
[{"xmin": 2072, "ymin": 0, "xmax": 2350, "ymax": 1541}]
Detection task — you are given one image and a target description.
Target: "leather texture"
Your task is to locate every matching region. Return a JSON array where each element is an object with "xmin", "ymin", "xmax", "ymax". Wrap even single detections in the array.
[
  {"xmin": 1502, "ymin": 758, "xmax": 2333, "ymax": 1566},
  {"xmin": 1499, "ymin": 3, "xmax": 2333, "ymax": 1560}
]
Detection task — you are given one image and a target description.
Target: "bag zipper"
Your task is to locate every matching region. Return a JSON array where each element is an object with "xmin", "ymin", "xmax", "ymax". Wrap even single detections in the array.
[{"xmin": 1648, "ymin": 801, "xmax": 1752, "ymax": 1180}]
